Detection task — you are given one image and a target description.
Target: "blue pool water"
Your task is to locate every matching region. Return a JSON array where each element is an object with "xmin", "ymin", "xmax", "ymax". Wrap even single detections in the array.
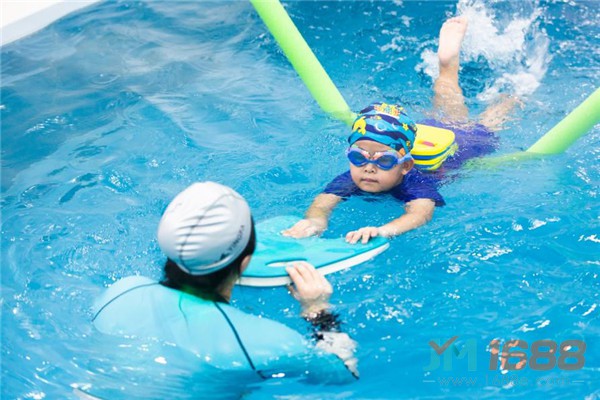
[{"xmin": 1, "ymin": 0, "xmax": 599, "ymax": 398}]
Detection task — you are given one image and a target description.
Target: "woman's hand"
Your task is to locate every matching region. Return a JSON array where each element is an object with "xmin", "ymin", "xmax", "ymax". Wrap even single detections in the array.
[{"xmin": 286, "ymin": 261, "xmax": 332, "ymax": 315}]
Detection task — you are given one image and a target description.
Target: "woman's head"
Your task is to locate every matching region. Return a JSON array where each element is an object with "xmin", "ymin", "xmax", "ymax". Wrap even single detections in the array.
[
  {"xmin": 157, "ymin": 181, "xmax": 253, "ymax": 274},
  {"xmin": 161, "ymin": 220, "xmax": 256, "ymax": 298},
  {"xmin": 157, "ymin": 182, "xmax": 256, "ymax": 297}
]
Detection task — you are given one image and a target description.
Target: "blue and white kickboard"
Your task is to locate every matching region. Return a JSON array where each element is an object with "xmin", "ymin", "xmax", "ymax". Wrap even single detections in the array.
[{"xmin": 238, "ymin": 215, "xmax": 389, "ymax": 287}]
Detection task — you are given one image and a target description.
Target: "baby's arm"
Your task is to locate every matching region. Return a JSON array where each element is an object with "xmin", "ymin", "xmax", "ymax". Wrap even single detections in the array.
[
  {"xmin": 282, "ymin": 193, "xmax": 342, "ymax": 238},
  {"xmin": 345, "ymin": 198, "xmax": 435, "ymax": 244}
]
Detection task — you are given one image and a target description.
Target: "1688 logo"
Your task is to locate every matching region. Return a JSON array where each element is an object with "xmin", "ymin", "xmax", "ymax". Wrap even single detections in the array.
[
  {"xmin": 489, "ymin": 339, "xmax": 585, "ymax": 370},
  {"xmin": 425, "ymin": 336, "xmax": 586, "ymax": 372}
]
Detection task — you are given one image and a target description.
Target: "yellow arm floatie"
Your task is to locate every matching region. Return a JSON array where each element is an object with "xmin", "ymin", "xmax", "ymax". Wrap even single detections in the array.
[{"xmin": 411, "ymin": 124, "xmax": 457, "ymax": 171}]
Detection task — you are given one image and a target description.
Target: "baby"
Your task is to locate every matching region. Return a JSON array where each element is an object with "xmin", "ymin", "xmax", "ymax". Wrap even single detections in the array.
[
  {"xmin": 283, "ymin": 102, "xmax": 443, "ymax": 244},
  {"xmin": 283, "ymin": 17, "xmax": 518, "ymax": 244}
]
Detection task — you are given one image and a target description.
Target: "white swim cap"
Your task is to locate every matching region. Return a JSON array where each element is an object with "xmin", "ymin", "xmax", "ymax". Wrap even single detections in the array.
[{"xmin": 157, "ymin": 182, "xmax": 252, "ymax": 275}]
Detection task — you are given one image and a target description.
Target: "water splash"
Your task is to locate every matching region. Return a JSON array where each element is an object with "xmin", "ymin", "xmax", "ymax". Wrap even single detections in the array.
[{"xmin": 417, "ymin": 0, "xmax": 551, "ymax": 101}]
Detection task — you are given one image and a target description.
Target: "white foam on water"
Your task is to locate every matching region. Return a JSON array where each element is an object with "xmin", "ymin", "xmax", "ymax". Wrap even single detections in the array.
[{"xmin": 416, "ymin": 0, "xmax": 551, "ymax": 102}]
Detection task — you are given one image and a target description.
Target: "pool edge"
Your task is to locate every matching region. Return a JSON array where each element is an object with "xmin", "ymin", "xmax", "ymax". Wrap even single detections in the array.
[{"xmin": 1, "ymin": 1, "xmax": 100, "ymax": 47}]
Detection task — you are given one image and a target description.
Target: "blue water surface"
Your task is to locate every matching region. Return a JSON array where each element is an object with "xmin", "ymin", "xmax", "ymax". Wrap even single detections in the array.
[{"xmin": 1, "ymin": 1, "xmax": 599, "ymax": 399}]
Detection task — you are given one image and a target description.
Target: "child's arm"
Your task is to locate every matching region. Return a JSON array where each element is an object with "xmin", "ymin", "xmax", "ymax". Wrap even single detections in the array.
[
  {"xmin": 345, "ymin": 198, "xmax": 435, "ymax": 244},
  {"xmin": 282, "ymin": 193, "xmax": 342, "ymax": 238}
]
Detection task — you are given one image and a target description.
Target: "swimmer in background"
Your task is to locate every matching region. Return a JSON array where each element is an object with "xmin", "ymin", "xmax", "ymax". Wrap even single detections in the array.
[
  {"xmin": 92, "ymin": 182, "xmax": 358, "ymax": 388},
  {"xmin": 283, "ymin": 16, "xmax": 519, "ymax": 244}
]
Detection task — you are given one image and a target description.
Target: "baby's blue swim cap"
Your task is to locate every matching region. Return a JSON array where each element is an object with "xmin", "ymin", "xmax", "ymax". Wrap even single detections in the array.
[{"xmin": 348, "ymin": 102, "xmax": 417, "ymax": 154}]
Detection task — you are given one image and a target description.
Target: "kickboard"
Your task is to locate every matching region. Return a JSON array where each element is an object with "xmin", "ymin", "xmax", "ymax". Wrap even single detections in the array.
[{"xmin": 238, "ymin": 215, "xmax": 389, "ymax": 287}]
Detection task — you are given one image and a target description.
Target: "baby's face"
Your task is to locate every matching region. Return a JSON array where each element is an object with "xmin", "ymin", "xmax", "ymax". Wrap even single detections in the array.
[{"xmin": 348, "ymin": 140, "xmax": 413, "ymax": 193}]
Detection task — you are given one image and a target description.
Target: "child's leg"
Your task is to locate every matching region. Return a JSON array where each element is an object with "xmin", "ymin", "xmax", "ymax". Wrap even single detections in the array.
[
  {"xmin": 433, "ymin": 16, "xmax": 469, "ymax": 122},
  {"xmin": 478, "ymin": 95, "xmax": 522, "ymax": 131}
]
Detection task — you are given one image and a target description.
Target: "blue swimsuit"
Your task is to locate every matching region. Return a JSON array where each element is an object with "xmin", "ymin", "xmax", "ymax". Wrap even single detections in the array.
[
  {"xmin": 323, "ymin": 169, "xmax": 445, "ymax": 206},
  {"xmin": 93, "ymin": 276, "xmax": 354, "ymax": 384}
]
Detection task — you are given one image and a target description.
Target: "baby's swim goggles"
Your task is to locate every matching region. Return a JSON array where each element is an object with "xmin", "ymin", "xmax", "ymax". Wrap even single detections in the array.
[{"xmin": 346, "ymin": 145, "xmax": 412, "ymax": 171}]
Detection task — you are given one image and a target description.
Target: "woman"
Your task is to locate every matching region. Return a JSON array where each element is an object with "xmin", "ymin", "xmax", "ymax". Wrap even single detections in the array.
[{"xmin": 92, "ymin": 181, "xmax": 358, "ymax": 393}]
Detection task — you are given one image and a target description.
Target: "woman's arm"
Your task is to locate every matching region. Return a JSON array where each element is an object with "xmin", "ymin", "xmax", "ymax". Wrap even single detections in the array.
[{"xmin": 286, "ymin": 262, "xmax": 359, "ymax": 378}]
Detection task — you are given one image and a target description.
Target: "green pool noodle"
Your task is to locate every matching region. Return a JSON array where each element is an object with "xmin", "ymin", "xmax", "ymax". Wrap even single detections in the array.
[
  {"xmin": 527, "ymin": 87, "xmax": 600, "ymax": 154},
  {"xmin": 471, "ymin": 87, "xmax": 600, "ymax": 169},
  {"xmin": 252, "ymin": 0, "xmax": 598, "ymax": 160},
  {"xmin": 250, "ymin": 0, "xmax": 356, "ymax": 125}
]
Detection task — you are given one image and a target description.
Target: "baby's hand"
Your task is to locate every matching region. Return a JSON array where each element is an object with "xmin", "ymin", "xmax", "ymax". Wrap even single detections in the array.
[
  {"xmin": 282, "ymin": 218, "xmax": 326, "ymax": 238},
  {"xmin": 345, "ymin": 226, "xmax": 381, "ymax": 244}
]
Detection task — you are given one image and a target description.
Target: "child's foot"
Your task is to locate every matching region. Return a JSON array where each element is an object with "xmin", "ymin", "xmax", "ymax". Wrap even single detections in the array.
[{"xmin": 438, "ymin": 16, "xmax": 468, "ymax": 70}]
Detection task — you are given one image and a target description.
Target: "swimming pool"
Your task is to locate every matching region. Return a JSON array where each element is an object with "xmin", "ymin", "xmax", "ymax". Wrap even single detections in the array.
[{"xmin": 1, "ymin": 0, "xmax": 598, "ymax": 398}]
